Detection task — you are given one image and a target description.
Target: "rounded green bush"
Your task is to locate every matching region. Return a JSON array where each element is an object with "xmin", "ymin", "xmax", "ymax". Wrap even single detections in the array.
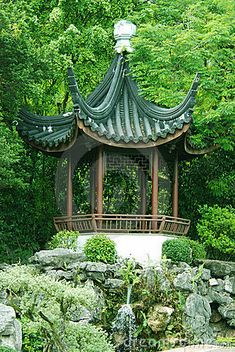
[
  {"xmin": 162, "ymin": 238, "xmax": 192, "ymax": 264},
  {"xmin": 84, "ymin": 234, "xmax": 117, "ymax": 264},
  {"xmin": 187, "ymin": 239, "xmax": 207, "ymax": 261},
  {"xmin": 48, "ymin": 230, "xmax": 79, "ymax": 251}
]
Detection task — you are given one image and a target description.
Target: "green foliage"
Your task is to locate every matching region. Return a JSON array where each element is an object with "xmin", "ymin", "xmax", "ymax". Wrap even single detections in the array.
[
  {"xmin": 62, "ymin": 323, "xmax": 114, "ymax": 352},
  {"xmin": 84, "ymin": 234, "xmax": 117, "ymax": 264},
  {"xmin": 0, "ymin": 0, "xmax": 234, "ymax": 266},
  {"xmin": 197, "ymin": 205, "xmax": 235, "ymax": 261},
  {"xmin": 0, "ymin": 347, "xmax": 17, "ymax": 352},
  {"xmin": 0, "ymin": 265, "xmax": 114, "ymax": 352},
  {"xmin": 130, "ymin": 265, "xmax": 190, "ymax": 350},
  {"xmin": 130, "ymin": 0, "xmax": 235, "ymax": 151},
  {"xmin": 48, "ymin": 230, "xmax": 79, "ymax": 251},
  {"xmin": 162, "ymin": 238, "xmax": 207, "ymax": 264},
  {"xmin": 187, "ymin": 239, "xmax": 207, "ymax": 261},
  {"xmin": 179, "ymin": 150, "xmax": 235, "ymax": 235},
  {"xmin": 162, "ymin": 238, "xmax": 193, "ymax": 264},
  {"xmin": 119, "ymin": 258, "xmax": 141, "ymax": 287}
]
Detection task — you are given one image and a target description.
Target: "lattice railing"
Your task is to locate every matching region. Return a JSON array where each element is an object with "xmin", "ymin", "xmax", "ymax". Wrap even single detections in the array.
[{"xmin": 54, "ymin": 214, "xmax": 190, "ymax": 235}]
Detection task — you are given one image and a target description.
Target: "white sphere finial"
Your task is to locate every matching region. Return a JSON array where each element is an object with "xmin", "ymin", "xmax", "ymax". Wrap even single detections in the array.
[{"xmin": 114, "ymin": 20, "xmax": 136, "ymax": 53}]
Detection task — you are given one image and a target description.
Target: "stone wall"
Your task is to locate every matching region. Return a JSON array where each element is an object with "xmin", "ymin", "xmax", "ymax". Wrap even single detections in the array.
[{"xmin": 28, "ymin": 249, "xmax": 235, "ymax": 345}]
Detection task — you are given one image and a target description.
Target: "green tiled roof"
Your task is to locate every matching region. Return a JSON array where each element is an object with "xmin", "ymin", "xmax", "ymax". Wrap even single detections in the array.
[
  {"xmin": 17, "ymin": 54, "xmax": 199, "ymax": 151},
  {"xmin": 18, "ymin": 109, "xmax": 77, "ymax": 149},
  {"xmin": 68, "ymin": 54, "xmax": 199, "ymax": 144}
]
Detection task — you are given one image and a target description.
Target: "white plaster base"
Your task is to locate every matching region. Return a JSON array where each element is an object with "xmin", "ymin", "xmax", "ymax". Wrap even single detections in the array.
[{"xmin": 77, "ymin": 233, "xmax": 177, "ymax": 265}]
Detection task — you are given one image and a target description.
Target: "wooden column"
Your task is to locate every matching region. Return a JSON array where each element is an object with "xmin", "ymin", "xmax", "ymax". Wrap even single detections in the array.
[
  {"xmin": 96, "ymin": 145, "xmax": 104, "ymax": 215},
  {"xmin": 172, "ymin": 152, "xmax": 179, "ymax": 218},
  {"xmin": 90, "ymin": 161, "xmax": 96, "ymax": 213},
  {"xmin": 140, "ymin": 169, "xmax": 147, "ymax": 215},
  {"xmin": 152, "ymin": 148, "xmax": 159, "ymax": 230},
  {"xmin": 67, "ymin": 153, "xmax": 73, "ymax": 229}
]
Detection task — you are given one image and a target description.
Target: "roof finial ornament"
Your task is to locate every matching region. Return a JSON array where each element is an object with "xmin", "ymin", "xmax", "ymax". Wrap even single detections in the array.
[{"xmin": 114, "ymin": 20, "xmax": 136, "ymax": 54}]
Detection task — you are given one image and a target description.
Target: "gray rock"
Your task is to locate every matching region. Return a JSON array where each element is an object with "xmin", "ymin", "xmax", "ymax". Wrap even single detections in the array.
[
  {"xmin": 224, "ymin": 276, "xmax": 235, "ymax": 295},
  {"xmin": 184, "ymin": 293, "xmax": 214, "ymax": 344},
  {"xmin": 209, "ymin": 278, "xmax": 219, "ymax": 287},
  {"xmin": 104, "ymin": 279, "xmax": 124, "ymax": 290},
  {"xmin": 171, "ymin": 262, "xmax": 191, "ymax": 274},
  {"xmin": 30, "ymin": 248, "xmax": 85, "ymax": 268},
  {"xmin": 142, "ymin": 265, "xmax": 171, "ymax": 292},
  {"xmin": 173, "ymin": 272, "xmax": 194, "ymax": 292},
  {"xmin": 86, "ymin": 262, "xmax": 107, "ymax": 273},
  {"xmin": 0, "ymin": 304, "xmax": 22, "ymax": 351},
  {"xmin": 201, "ymin": 268, "xmax": 211, "ymax": 281},
  {"xmin": 147, "ymin": 305, "xmax": 174, "ymax": 333},
  {"xmin": 45, "ymin": 268, "xmax": 74, "ymax": 281},
  {"xmin": 203, "ymin": 260, "xmax": 235, "ymax": 278},
  {"xmin": 197, "ymin": 281, "xmax": 209, "ymax": 296},
  {"xmin": 218, "ymin": 302, "xmax": 235, "ymax": 324},
  {"xmin": 207, "ymin": 289, "xmax": 233, "ymax": 305}
]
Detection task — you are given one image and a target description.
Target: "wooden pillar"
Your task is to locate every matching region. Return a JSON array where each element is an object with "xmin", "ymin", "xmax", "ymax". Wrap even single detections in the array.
[
  {"xmin": 96, "ymin": 145, "xmax": 104, "ymax": 215},
  {"xmin": 67, "ymin": 153, "xmax": 73, "ymax": 229},
  {"xmin": 90, "ymin": 161, "xmax": 96, "ymax": 213},
  {"xmin": 172, "ymin": 152, "xmax": 179, "ymax": 218},
  {"xmin": 152, "ymin": 148, "xmax": 159, "ymax": 230},
  {"xmin": 139, "ymin": 169, "xmax": 147, "ymax": 215}
]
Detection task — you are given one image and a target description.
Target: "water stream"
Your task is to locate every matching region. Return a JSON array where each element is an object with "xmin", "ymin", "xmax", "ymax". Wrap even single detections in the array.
[{"xmin": 112, "ymin": 285, "xmax": 136, "ymax": 352}]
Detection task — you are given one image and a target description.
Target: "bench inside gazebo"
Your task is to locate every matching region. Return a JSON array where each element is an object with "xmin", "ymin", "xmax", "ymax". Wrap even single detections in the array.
[{"xmin": 17, "ymin": 20, "xmax": 201, "ymax": 236}]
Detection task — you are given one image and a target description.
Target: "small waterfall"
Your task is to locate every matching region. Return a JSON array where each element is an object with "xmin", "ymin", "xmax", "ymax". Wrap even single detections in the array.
[
  {"xmin": 126, "ymin": 284, "xmax": 132, "ymax": 305},
  {"xmin": 112, "ymin": 302, "xmax": 136, "ymax": 352}
]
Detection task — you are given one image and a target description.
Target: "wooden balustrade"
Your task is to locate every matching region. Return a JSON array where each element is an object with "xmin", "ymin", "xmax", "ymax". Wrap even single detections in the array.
[{"xmin": 53, "ymin": 214, "xmax": 190, "ymax": 235}]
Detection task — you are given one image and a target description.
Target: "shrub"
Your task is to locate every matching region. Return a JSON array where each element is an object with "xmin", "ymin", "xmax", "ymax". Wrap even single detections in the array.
[
  {"xmin": 48, "ymin": 230, "xmax": 79, "ymax": 251},
  {"xmin": 0, "ymin": 348, "xmax": 17, "ymax": 352},
  {"xmin": 162, "ymin": 238, "xmax": 192, "ymax": 264},
  {"xmin": 197, "ymin": 205, "xmax": 235, "ymax": 261},
  {"xmin": 84, "ymin": 234, "xmax": 117, "ymax": 264},
  {"xmin": 0, "ymin": 265, "xmax": 114, "ymax": 352},
  {"xmin": 187, "ymin": 239, "xmax": 207, "ymax": 261}
]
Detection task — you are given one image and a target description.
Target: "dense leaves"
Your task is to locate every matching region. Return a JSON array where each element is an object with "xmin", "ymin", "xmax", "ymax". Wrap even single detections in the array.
[
  {"xmin": 197, "ymin": 205, "xmax": 235, "ymax": 261},
  {"xmin": 0, "ymin": 0, "xmax": 234, "ymax": 262}
]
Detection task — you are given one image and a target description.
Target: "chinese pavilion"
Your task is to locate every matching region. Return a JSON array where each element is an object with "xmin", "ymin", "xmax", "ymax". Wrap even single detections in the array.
[{"xmin": 17, "ymin": 20, "xmax": 201, "ymax": 235}]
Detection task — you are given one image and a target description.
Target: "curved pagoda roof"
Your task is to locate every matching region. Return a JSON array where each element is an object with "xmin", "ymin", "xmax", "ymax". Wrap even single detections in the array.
[{"xmin": 17, "ymin": 21, "xmax": 200, "ymax": 153}]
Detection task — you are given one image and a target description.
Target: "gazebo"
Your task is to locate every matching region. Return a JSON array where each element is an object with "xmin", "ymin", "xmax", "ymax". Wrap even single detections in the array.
[{"xmin": 17, "ymin": 20, "xmax": 200, "ymax": 236}]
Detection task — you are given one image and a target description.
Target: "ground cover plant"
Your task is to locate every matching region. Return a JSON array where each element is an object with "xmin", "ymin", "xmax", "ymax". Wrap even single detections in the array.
[{"xmin": 0, "ymin": 265, "xmax": 114, "ymax": 352}]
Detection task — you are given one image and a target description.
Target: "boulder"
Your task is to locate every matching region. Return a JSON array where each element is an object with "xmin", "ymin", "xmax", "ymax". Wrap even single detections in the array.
[
  {"xmin": 84, "ymin": 262, "xmax": 108, "ymax": 282},
  {"xmin": 29, "ymin": 248, "xmax": 85, "ymax": 268},
  {"xmin": 104, "ymin": 279, "xmax": 124, "ymax": 290},
  {"xmin": 201, "ymin": 268, "xmax": 211, "ymax": 281},
  {"xmin": 218, "ymin": 302, "xmax": 235, "ymax": 326},
  {"xmin": 224, "ymin": 276, "xmax": 235, "ymax": 295},
  {"xmin": 147, "ymin": 305, "xmax": 174, "ymax": 333},
  {"xmin": 203, "ymin": 260, "xmax": 235, "ymax": 278},
  {"xmin": 173, "ymin": 272, "xmax": 194, "ymax": 292},
  {"xmin": 0, "ymin": 304, "xmax": 22, "ymax": 351},
  {"xmin": 184, "ymin": 293, "xmax": 214, "ymax": 344},
  {"xmin": 85, "ymin": 262, "xmax": 107, "ymax": 273},
  {"xmin": 206, "ymin": 288, "xmax": 233, "ymax": 305}
]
